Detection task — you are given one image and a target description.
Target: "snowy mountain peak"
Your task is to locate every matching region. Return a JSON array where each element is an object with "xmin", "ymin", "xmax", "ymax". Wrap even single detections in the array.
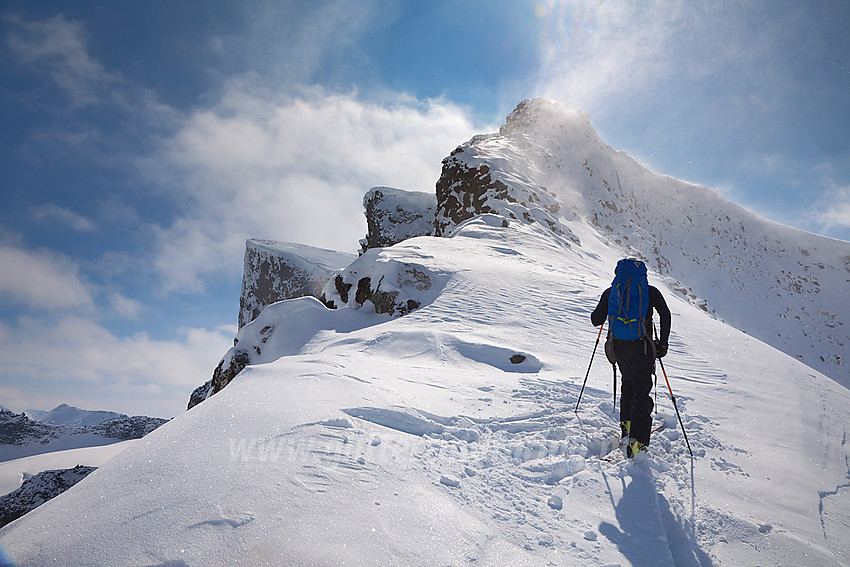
[
  {"xmin": 499, "ymin": 98, "xmax": 599, "ymax": 146},
  {"xmin": 37, "ymin": 404, "xmax": 122, "ymax": 428},
  {"xmin": 437, "ymin": 99, "xmax": 849, "ymax": 384}
]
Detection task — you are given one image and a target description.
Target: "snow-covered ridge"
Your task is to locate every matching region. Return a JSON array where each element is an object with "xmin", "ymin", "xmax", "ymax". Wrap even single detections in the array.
[
  {"xmin": 4, "ymin": 209, "xmax": 848, "ymax": 566},
  {"xmin": 440, "ymin": 98, "xmax": 849, "ymax": 384},
  {"xmin": 207, "ymin": 98, "xmax": 847, "ymax": 408}
]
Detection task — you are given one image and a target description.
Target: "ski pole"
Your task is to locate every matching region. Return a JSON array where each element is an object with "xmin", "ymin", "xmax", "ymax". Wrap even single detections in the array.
[
  {"xmin": 658, "ymin": 358, "xmax": 693, "ymax": 457},
  {"xmin": 612, "ymin": 363, "xmax": 617, "ymax": 415},
  {"xmin": 575, "ymin": 323, "xmax": 605, "ymax": 413},
  {"xmin": 652, "ymin": 326, "xmax": 658, "ymax": 413},
  {"xmin": 653, "ymin": 360, "xmax": 658, "ymax": 414}
]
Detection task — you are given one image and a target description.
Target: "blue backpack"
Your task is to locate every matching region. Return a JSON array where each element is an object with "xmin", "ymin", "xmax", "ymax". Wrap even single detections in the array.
[{"xmin": 608, "ymin": 258, "xmax": 649, "ymax": 340}]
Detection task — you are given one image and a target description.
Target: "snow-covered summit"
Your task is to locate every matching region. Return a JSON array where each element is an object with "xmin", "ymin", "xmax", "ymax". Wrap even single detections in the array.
[
  {"xmin": 499, "ymin": 98, "xmax": 601, "ymax": 147},
  {"xmin": 438, "ymin": 98, "xmax": 849, "ymax": 384},
  {"xmin": 36, "ymin": 404, "xmax": 122, "ymax": 428}
]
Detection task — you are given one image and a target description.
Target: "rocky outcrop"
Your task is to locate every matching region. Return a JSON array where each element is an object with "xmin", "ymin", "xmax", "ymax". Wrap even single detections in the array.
[
  {"xmin": 0, "ymin": 465, "xmax": 96, "ymax": 527},
  {"xmin": 88, "ymin": 415, "xmax": 167, "ymax": 440},
  {"xmin": 192, "ymin": 240, "xmax": 356, "ymax": 407},
  {"xmin": 319, "ymin": 249, "xmax": 441, "ymax": 317},
  {"xmin": 0, "ymin": 410, "xmax": 59, "ymax": 446},
  {"xmin": 360, "ymin": 187, "xmax": 435, "ymax": 253},
  {"xmin": 240, "ymin": 240, "xmax": 355, "ymax": 328},
  {"xmin": 434, "ymin": 145, "xmax": 576, "ymax": 242},
  {"xmin": 187, "ymin": 380, "xmax": 212, "ymax": 411},
  {"xmin": 210, "ymin": 351, "xmax": 251, "ymax": 397}
]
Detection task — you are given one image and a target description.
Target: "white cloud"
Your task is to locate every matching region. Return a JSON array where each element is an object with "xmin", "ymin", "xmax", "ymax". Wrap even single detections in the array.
[
  {"xmin": 108, "ymin": 293, "xmax": 143, "ymax": 319},
  {"xmin": 4, "ymin": 14, "xmax": 119, "ymax": 107},
  {"xmin": 0, "ymin": 244, "xmax": 94, "ymax": 310},
  {"xmin": 532, "ymin": 1, "xmax": 681, "ymax": 111},
  {"xmin": 813, "ymin": 185, "xmax": 850, "ymax": 232},
  {"xmin": 4, "ymin": 13, "xmax": 178, "ymax": 131},
  {"xmin": 0, "ymin": 316, "xmax": 233, "ymax": 416},
  {"xmin": 531, "ymin": 1, "xmax": 799, "ymax": 128},
  {"xmin": 31, "ymin": 203, "xmax": 96, "ymax": 232},
  {"xmin": 146, "ymin": 87, "xmax": 479, "ymax": 293}
]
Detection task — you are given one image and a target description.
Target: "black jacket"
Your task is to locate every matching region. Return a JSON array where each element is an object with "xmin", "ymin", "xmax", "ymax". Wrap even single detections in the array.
[{"xmin": 591, "ymin": 286, "xmax": 671, "ymax": 345}]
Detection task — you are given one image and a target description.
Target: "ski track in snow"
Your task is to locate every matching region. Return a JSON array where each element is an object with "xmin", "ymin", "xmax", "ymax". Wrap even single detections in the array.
[{"xmin": 342, "ymin": 372, "xmax": 719, "ymax": 565}]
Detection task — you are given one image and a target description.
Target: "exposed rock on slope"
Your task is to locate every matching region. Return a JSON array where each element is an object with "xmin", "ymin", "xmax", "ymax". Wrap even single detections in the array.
[
  {"xmin": 88, "ymin": 416, "xmax": 166, "ymax": 440},
  {"xmin": 239, "ymin": 240, "xmax": 355, "ymax": 328},
  {"xmin": 360, "ymin": 187, "xmax": 435, "ymax": 253},
  {"xmin": 319, "ymin": 247, "xmax": 443, "ymax": 316},
  {"xmin": 0, "ymin": 465, "xmax": 96, "ymax": 528},
  {"xmin": 435, "ymin": 140, "xmax": 578, "ymax": 244},
  {"xmin": 0, "ymin": 410, "xmax": 59, "ymax": 447}
]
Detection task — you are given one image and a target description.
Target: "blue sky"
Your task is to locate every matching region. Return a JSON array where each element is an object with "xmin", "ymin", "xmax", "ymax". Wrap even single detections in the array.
[{"xmin": 1, "ymin": 0, "xmax": 849, "ymax": 417}]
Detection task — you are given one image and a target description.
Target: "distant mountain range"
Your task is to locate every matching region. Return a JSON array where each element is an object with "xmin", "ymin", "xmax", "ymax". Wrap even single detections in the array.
[{"xmin": 0, "ymin": 405, "xmax": 167, "ymax": 462}]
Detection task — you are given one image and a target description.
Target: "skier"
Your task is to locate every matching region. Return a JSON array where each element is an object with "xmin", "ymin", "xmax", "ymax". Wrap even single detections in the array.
[{"xmin": 591, "ymin": 258, "xmax": 671, "ymax": 457}]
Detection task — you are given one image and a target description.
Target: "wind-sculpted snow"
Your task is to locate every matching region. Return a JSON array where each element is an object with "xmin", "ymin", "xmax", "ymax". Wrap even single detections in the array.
[{"xmin": 208, "ymin": 296, "xmax": 381, "ymax": 397}]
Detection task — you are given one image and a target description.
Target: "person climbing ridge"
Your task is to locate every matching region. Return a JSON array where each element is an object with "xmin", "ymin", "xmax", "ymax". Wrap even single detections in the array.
[{"xmin": 591, "ymin": 258, "xmax": 671, "ymax": 458}]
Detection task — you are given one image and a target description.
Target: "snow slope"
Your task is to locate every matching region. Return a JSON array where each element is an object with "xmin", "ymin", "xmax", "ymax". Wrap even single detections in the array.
[
  {"xmin": 1, "ymin": 216, "xmax": 848, "ymax": 566},
  {"xmin": 1, "ymin": 100, "xmax": 848, "ymax": 566}
]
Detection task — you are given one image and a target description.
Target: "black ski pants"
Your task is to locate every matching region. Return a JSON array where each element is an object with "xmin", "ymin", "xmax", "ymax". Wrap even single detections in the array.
[{"xmin": 613, "ymin": 338, "xmax": 655, "ymax": 445}]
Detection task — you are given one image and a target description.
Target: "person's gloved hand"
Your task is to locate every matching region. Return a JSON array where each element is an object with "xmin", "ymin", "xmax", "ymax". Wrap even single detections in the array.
[{"xmin": 655, "ymin": 341, "xmax": 668, "ymax": 358}]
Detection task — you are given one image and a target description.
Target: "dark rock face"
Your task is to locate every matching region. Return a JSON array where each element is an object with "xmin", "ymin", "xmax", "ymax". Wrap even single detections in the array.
[
  {"xmin": 240, "ymin": 240, "xmax": 355, "ymax": 328},
  {"xmin": 0, "ymin": 410, "xmax": 58, "ymax": 446},
  {"xmin": 0, "ymin": 465, "xmax": 96, "ymax": 528},
  {"xmin": 320, "ymin": 251, "xmax": 436, "ymax": 318},
  {"xmin": 360, "ymin": 187, "xmax": 436, "ymax": 253},
  {"xmin": 434, "ymin": 145, "xmax": 571, "ymax": 240},
  {"xmin": 210, "ymin": 351, "xmax": 251, "ymax": 396},
  {"xmin": 187, "ymin": 380, "xmax": 212, "ymax": 411},
  {"xmin": 435, "ymin": 156, "xmax": 506, "ymax": 236},
  {"xmin": 88, "ymin": 415, "xmax": 167, "ymax": 440}
]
